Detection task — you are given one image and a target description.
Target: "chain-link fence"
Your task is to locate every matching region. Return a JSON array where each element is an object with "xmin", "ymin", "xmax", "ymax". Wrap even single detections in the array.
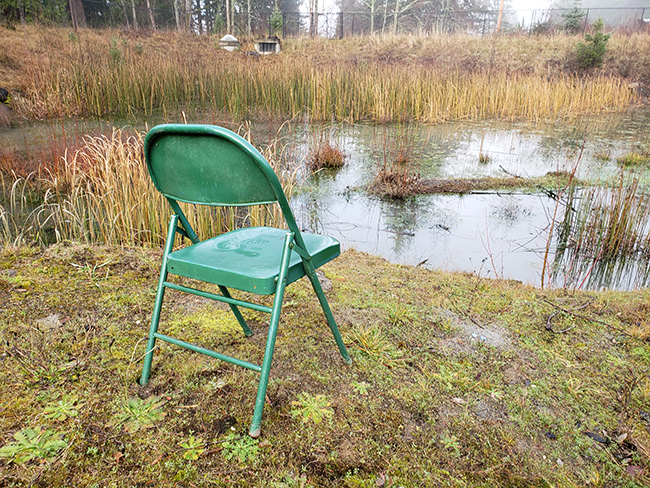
[{"xmin": 2, "ymin": 3, "xmax": 649, "ymax": 38}]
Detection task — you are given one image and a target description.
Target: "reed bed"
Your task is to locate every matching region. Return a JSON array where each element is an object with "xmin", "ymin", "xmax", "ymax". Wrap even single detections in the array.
[
  {"xmin": 2, "ymin": 27, "xmax": 639, "ymax": 123},
  {"xmin": 0, "ymin": 128, "xmax": 296, "ymax": 247},
  {"xmin": 551, "ymin": 172, "xmax": 650, "ymax": 289}
]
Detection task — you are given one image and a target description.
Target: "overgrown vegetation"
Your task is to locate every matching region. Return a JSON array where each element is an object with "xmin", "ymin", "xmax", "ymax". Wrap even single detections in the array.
[
  {"xmin": 0, "ymin": 127, "xmax": 296, "ymax": 247},
  {"xmin": 2, "ymin": 245, "xmax": 650, "ymax": 486},
  {"xmin": 0, "ymin": 26, "xmax": 643, "ymax": 124}
]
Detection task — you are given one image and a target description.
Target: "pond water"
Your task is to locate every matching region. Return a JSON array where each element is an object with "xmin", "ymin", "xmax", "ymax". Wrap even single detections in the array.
[
  {"xmin": 2, "ymin": 111, "xmax": 650, "ymax": 290},
  {"xmin": 285, "ymin": 112, "xmax": 650, "ymax": 290}
]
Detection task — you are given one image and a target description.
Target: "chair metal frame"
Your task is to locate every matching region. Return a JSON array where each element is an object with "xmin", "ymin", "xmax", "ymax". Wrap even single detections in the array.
[{"xmin": 138, "ymin": 124, "xmax": 351, "ymax": 437}]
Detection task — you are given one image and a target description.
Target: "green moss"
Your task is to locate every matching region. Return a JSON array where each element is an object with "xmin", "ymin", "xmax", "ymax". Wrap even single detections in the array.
[{"xmin": 1, "ymin": 245, "xmax": 650, "ymax": 486}]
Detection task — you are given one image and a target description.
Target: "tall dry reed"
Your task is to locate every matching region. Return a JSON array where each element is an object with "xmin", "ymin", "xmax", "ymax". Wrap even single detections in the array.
[
  {"xmin": 0, "ymin": 128, "xmax": 296, "ymax": 247},
  {"xmin": 4, "ymin": 27, "xmax": 638, "ymax": 123},
  {"xmin": 550, "ymin": 171, "xmax": 650, "ymax": 288}
]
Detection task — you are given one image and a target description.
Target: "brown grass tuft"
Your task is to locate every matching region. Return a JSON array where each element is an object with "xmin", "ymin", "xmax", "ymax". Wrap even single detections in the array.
[{"xmin": 308, "ymin": 141, "xmax": 345, "ymax": 171}]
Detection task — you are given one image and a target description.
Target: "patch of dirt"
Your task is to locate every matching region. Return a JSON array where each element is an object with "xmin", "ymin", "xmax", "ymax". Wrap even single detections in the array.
[{"xmin": 441, "ymin": 318, "xmax": 512, "ymax": 354}]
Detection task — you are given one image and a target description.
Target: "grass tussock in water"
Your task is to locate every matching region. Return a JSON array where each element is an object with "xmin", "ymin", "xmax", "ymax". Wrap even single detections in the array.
[
  {"xmin": 2, "ymin": 246, "xmax": 650, "ymax": 486},
  {"xmin": 0, "ymin": 26, "xmax": 643, "ymax": 123},
  {"xmin": 0, "ymin": 127, "xmax": 296, "ymax": 247},
  {"xmin": 308, "ymin": 140, "xmax": 345, "ymax": 171},
  {"xmin": 617, "ymin": 150, "xmax": 650, "ymax": 167},
  {"xmin": 559, "ymin": 174, "xmax": 650, "ymax": 261}
]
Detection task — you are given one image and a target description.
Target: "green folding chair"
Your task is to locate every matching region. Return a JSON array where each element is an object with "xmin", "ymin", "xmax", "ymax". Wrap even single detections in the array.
[{"xmin": 139, "ymin": 124, "xmax": 351, "ymax": 437}]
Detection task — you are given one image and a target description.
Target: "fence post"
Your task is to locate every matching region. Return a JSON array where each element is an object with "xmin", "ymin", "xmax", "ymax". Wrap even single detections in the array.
[
  {"xmin": 583, "ymin": 8, "xmax": 589, "ymax": 33},
  {"xmin": 338, "ymin": 12, "xmax": 343, "ymax": 39},
  {"xmin": 481, "ymin": 10, "xmax": 487, "ymax": 37}
]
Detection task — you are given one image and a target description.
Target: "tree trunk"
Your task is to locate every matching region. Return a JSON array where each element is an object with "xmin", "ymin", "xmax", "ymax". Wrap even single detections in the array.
[
  {"xmin": 120, "ymin": 0, "xmax": 130, "ymax": 29},
  {"xmin": 392, "ymin": 0, "xmax": 399, "ymax": 34},
  {"xmin": 145, "ymin": 0, "xmax": 156, "ymax": 30},
  {"xmin": 173, "ymin": 0, "xmax": 180, "ymax": 30},
  {"xmin": 225, "ymin": 0, "xmax": 230, "ymax": 33},
  {"xmin": 69, "ymin": 0, "xmax": 87, "ymax": 28},
  {"xmin": 247, "ymin": 0, "xmax": 251, "ymax": 35},
  {"xmin": 130, "ymin": 0, "xmax": 139, "ymax": 29},
  {"xmin": 197, "ymin": 0, "xmax": 202, "ymax": 34},
  {"xmin": 185, "ymin": 0, "xmax": 191, "ymax": 31},
  {"xmin": 381, "ymin": 0, "xmax": 388, "ymax": 34},
  {"xmin": 18, "ymin": 0, "xmax": 26, "ymax": 25}
]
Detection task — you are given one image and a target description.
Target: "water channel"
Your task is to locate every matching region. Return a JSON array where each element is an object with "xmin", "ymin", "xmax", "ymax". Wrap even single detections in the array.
[{"xmin": 2, "ymin": 110, "xmax": 649, "ymax": 290}]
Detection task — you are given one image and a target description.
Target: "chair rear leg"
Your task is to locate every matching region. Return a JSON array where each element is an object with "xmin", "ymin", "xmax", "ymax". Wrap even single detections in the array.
[
  {"xmin": 305, "ymin": 263, "xmax": 352, "ymax": 365},
  {"xmin": 140, "ymin": 215, "xmax": 178, "ymax": 386},
  {"xmin": 249, "ymin": 233, "xmax": 293, "ymax": 438},
  {"xmin": 218, "ymin": 285, "xmax": 253, "ymax": 337}
]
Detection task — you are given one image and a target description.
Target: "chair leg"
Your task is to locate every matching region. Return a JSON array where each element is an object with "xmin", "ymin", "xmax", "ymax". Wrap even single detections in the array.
[
  {"xmin": 218, "ymin": 285, "xmax": 253, "ymax": 337},
  {"xmin": 305, "ymin": 262, "xmax": 352, "ymax": 365},
  {"xmin": 140, "ymin": 215, "xmax": 178, "ymax": 386},
  {"xmin": 249, "ymin": 233, "xmax": 294, "ymax": 438}
]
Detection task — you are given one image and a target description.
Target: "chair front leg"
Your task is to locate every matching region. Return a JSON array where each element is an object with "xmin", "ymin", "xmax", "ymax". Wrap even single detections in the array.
[
  {"xmin": 304, "ymin": 261, "xmax": 352, "ymax": 365},
  {"xmin": 140, "ymin": 214, "xmax": 179, "ymax": 386},
  {"xmin": 249, "ymin": 232, "xmax": 294, "ymax": 438}
]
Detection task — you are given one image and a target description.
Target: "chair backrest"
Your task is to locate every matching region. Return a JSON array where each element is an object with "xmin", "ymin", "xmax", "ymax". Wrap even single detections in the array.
[{"xmin": 144, "ymin": 124, "xmax": 284, "ymax": 207}]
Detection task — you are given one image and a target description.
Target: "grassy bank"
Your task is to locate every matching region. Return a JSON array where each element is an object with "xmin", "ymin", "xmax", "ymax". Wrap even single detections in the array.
[
  {"xmin": 1, "ymin": 245, "xmax": 650, "ymax": 486},
  {"xmin": 0, "ymin": 26, "xmax": 645, "ymax": 123}
]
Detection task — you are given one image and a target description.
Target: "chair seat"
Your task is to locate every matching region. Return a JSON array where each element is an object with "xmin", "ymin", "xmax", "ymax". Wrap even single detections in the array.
[{"xmin": 167, "ymin": 227, "xmax": 340, "ymax": 295}]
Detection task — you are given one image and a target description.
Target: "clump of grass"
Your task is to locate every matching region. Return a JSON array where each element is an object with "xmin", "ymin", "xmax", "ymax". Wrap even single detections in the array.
[
  {"xmin": 594, "ymin": 150, "xmax": 611, "ymax": 161},
  {"xmin": 371, "ymin": 164, "xmax": 421, "ymax": 199},
  {"xmin": 308, "ymin": 140, "xmax": 345, "ymax": 171},
  {"xmin": 370, "ymin": 126, "xmax": 422, "ymax": 199},
  {"xmin": 616, "ymin": 150, "xmax": 650, "ymax": 166},
  {"xmin": 478, "ymin": 152, "xmax": 491, "ymax": 164}
]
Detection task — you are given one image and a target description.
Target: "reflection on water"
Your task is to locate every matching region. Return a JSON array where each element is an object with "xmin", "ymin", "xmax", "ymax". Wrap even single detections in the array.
[{"xmin": 290, "ymin": 113, "xmax": 650, "ymax": 290}]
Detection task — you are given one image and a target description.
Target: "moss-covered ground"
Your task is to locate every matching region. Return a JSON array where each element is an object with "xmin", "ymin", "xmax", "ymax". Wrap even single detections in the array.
[{"xmin": 2, "ymin": 244, "xmax": 650, "ymax": 487}]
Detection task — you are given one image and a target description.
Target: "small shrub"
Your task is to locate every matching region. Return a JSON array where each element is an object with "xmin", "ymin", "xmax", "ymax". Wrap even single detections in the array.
[
  {"xmin": 109, "ymin": 37, "xmax": 121, "ymax": 63},
  {"xmin": 308, "ymin": 141, "xmax": 345, "ymax": 171},
  {"xmin": 562, "ymin": 3, "xmax": 585, "ymax": 35},
  {"xmin": 270, "ymin": 6, "xmax": 283, "ymax": 37},
  {"xmin": 576, "ymin": 19, "xmax": 610, "ymax": 69}
]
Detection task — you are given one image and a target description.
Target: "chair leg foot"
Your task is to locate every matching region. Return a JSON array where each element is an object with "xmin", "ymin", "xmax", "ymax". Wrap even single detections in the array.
[{"xmin": 248, "ymin": 424, "xmax": 261, "ymax": 438}]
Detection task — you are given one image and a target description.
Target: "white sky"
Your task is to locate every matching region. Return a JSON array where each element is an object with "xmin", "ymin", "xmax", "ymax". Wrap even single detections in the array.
[{"xmin": 315, "ymin": 0, "xmax": 554, "ymax": 20}]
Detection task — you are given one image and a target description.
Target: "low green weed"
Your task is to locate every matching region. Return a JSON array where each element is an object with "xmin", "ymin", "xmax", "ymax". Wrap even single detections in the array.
[
  {"xmin": 0, "ymin": 427, "xmax": 67, "ymax": 463},
  {"xmin": 290, "ymin": 392, "xmax": 334, "ymax": 424},
  {"xmin": 112, "ymin": 396, "xmax": 165, "ymax": 432},
  {"xmin": 222, "ymin": 433, "xmax": 259, "ymax": 462},
  {"xmin": 43, "ymin": 394, "xmax": 80, "ymax": 421},
  {"xmin": 179, "ymin": 435, "xmax": 205, "ymax": 461}
]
